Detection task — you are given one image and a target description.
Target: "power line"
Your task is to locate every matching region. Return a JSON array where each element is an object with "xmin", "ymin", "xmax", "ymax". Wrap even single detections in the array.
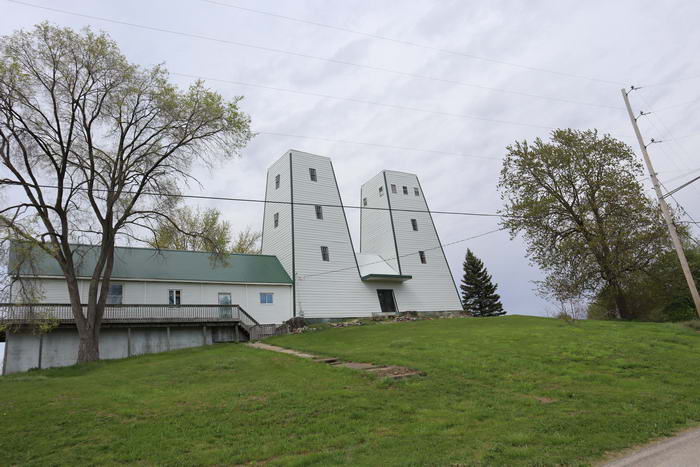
[
  {"xmin": 639, "ymin": 73, "xmax": 700, "ymax": 89},
  {"xmin": 171, "ymin": 71, "xmax": 555, "ymax": 130},
  {"xmin": 200, "ymin": 0, "xmax": 624, "ymax": 87},
  {"xmin": 256, "ymin": 131, "xmax": 499, "ymax": 161},
  {"xmin": 10, "ymin": 182, "xmax": 514, "ymax": 219},
  {"xmin": 299, "ymin": 227, "xmax": 506, "ymax": 279},
  {"xmin": 6, "ymin": 0, "xmax": 622, "ymax": 111}
]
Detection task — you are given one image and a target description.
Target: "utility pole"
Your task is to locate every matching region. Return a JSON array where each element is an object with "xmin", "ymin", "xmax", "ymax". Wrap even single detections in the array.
[{"xmin": 622, "ymin": 88, "xmax": 700, "ymax": 317}]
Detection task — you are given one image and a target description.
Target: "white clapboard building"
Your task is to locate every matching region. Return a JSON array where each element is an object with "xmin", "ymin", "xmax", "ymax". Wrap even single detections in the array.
[{"xmin": 261, "ymin": 150, "xmax": 462, "ymax": 319}]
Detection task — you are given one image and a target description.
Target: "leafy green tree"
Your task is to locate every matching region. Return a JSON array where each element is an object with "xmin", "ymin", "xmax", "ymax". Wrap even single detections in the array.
[
  {"xmin": 461, "ymin": 249, "xmax": 505, "ymax": 316},
  {"xmin": 231, "ymin": 226, "xmax": 261, "ymax": 254},
  {"xmin": 0, "ymin": 24, "xmax": 252, "ymax": 362},
  {"xmin": 149, "ymin": 206, "xmax": 261, "ymax": 254},
  {"xmin": 498, "ymin": 129, "xmax": 670, "ymax": 319},
  {"xmin": 150, "ymin": 206, "xmax": 232, "ymax": 252}
]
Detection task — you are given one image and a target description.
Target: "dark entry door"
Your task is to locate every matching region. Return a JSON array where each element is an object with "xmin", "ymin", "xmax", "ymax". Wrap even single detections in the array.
[{"xmin": 377, "ymin": 289, "xmax": 397, "ymax": 313}]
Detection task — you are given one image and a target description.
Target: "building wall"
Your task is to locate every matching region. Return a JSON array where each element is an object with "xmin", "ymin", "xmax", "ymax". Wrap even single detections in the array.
[
  {"xmin": 382, "ymin": 170, "xmax": 462, "ymax": 311},
  {"xmin": 260, "ymin": 151, "xmax": 462, "ymax": 318},
  {"xmin": 289, "ymin": 150, "xmax": 388, "ymax": 318},
  {"xmin": 360, "ymin": 172, "xmax": 400, "ymax": 273},
  {"xmin": 13, "ymin": 278, "xmax": 293, "ymax": 324},
  {"xmin": 2, "ymin": 325, "xmax": 235, "ymax": 375},
  {"xmin": 261, "ymin": 152, "xmax": 293, "ymax": 278}
]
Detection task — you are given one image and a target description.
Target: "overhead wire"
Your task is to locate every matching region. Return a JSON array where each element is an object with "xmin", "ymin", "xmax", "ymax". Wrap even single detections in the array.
[
  {"xmin": 200, "ymin": 0, "xmax": 624, "ymax": 87},
  {"xmin": 6, "ymin": 0, "xmax": 622, "ymax": 111},
  {"xmin": 299, "ymin": 227, "xmax": 506, "ymax": 279}
]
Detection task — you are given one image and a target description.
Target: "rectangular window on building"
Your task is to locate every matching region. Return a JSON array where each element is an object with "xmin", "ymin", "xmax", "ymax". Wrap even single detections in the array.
[
  {"xmin": 309, "ymin": 168, "xmax": 317, "ymax": 181},
  {"xmin": 414, "ymin": 187, "xmax": 420, "ymax": 196},
  {"xmin": 379, "ymin": 186, "xmax": 384, "ymax": 197},
  {"xmin": 321, "ymin": 246, "xmax": 330, "ymax": 261},
  {"xmin": 363, "ymin": 197, "xmax": 367, "ymax": 206},
  {"xmin": 274, "ymin": 212, "xmax": 279, "ymax": 228},
  {"xmin": 106, "ymin": 284, "xmax": 123, "ymax": 304},
  {"xmin": 260, "ymin": 292, "xmax": 274, "ymax": 304},
  {"xmin": 168, "ymin": 289, "xmax": 181, "ymax": 305},
  {"xmin": 275, "ymin": 174, "xmax": 280, "ymax": 189},
  {"xmin": 419, "ymin": 251, "xmax": 426, "ymax": 264},
  {"xmin": 391, "ymin": 184, "xmax": 397, "ymax": 194},
  {"xmin": 315, "ymin": 205, "xmax": 323, "ymax": 219},
  {"xmin": 402, "ymin": 186, "xmax": 408, "ymax": 195},
  {"xmin": 411, "ymin": 219, "xmax": 418, "ymax": 231}
]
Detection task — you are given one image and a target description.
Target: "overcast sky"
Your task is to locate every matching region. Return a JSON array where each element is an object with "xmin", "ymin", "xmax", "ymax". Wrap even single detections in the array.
[{"xmin": 2, "ymin": 0, "xmax": 700, "ymax": 316}]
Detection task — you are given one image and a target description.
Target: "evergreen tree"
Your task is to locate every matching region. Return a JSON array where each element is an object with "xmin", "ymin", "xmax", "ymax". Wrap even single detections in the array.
[{"xmin": 461, "ymin": 249, "xmax": 505, "ymax": 316}]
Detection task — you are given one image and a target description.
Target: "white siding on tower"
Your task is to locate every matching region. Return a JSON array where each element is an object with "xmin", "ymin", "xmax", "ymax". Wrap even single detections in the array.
[
  {"xmin": 288, "ymin": 150, "xmax": 384, "ymax": 318},
  {"xmin": 261, "ymin": 153, "xmax": 293, "ymax": 278},
  {"xmin": 360, "ymin": 172, "xmax": 400, "ymax": 272},
  {"xmin": 383, "ymin": 170, "xmax": 462, "ymax": 311}
]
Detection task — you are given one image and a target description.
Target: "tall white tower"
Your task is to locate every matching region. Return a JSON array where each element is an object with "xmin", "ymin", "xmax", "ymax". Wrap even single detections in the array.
[
  {"xmin": 360, "ymin": 170, "xmax": 462, "ymax": 312},
  {"xmin": 262, "ymin": 150, "xmax": 462, "ymax": 320}
]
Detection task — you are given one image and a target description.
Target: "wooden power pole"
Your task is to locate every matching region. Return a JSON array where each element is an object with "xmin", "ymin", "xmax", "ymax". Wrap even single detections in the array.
[{"xmin": 622, "ymin": 88, "xmax": 700, "ymax": 317}]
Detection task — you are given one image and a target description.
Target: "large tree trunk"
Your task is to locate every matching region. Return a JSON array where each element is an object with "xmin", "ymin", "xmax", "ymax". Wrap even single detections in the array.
[
  {"xmin": 611, "ymin": 283, "xmax": 630, "ymax": 320},
  {"xmin": 77, "ymin": 328, "xmax": 100, "ymax": 362}
]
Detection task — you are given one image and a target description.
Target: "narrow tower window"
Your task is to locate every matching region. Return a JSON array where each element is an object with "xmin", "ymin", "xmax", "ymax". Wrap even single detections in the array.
[
  {"xmin": 275, "ymin": 174, "xmax": 280, "ymax": 189},
  {"xmin": 391, "ymin": 184, "xmax": 397, "ymax": 194},
  {"xmin": 274, "ymin": 212, "xmax": 279, "ymax": 228},
  {"xmin": 411, "ymin": 219, "xmax": 418, "ymax": 231},
  {"xmin": 363, "ymin": 197, "xmax": 367, "ymax": 206},
  {"xmin": 402, "ymin": 186, "xmax": 408, "ymax": 195},
  {"xmin": 379, "ymin": 186, "xmax": 384, "ymax": 197},
  {"xmin": 309, "ymin": 168, "xmax": 317, "ymax": 181},
  {"xmin": 414, "ymin": 187, "xmax": 420, "ymax": 196},
  {"xmin": 321, "ymin": 246, "xmax": 330, "ymax": 261},
  {"xmin": 418, "ymin": 251, "xmax": 426, "ymax": 264},
  {"xmin": 315, "ymin": 205, "xmax": 323, "ymax": 219}
]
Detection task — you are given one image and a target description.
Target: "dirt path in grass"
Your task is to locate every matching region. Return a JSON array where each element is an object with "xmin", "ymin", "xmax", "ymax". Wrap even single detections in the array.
[
  {"xmin": 246, "ymin": 342, "xmax": 424, "ymax": 379},
  {"xmin": 603, "ymin": 426, "xmax": 700, "ymax": 466}
]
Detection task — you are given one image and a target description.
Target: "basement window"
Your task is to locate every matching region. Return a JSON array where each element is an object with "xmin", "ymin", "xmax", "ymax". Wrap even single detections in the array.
[
  {"xmin": 391, "ymin": 184, "xmax": 397, "ymax": 194},
  {"xmin": 309, "ymin": 168, "xmax": 317, "ymax": 182},
  {"xmin": 379, "ymin": 186, "xmax": 384, "ymax": 197},
  {"xmin": 168, "ymin": 289, "xmax": 181, "ymax": 305},
  {"xmin": 274, "ymin": 212, "xmax": 279, "ymax": 228},
  {"xmin": 321, "ymin": 246, "xmax": 330, "ymax": 262},
  {"xmin": 275, "ymin": 174, "xmax": 280, "ymax": 189},
  {"xmin": 402, "ymin": 186, "xmax": 408, "ymax": 195},
  {"xmin": 418, "ymin": 251, "xmax": 426, "ymax": 264},
  {"xmin": 106, "ymin": 284, "xmax": 123, "ymax": 305},
  {"xmin": 260, "ymin": 292, "xmax": 274, "ymax": 304},
  {"xmin": 411, "ymin": 219, "xmax": 418, "ymax": 231},
  {"xmin": 414, "ymin": 187, "xmax": 420, "ymax": 196},
  {"xmin": 315, "ymin": 205, "xmax": 323, "ymax": 220}
]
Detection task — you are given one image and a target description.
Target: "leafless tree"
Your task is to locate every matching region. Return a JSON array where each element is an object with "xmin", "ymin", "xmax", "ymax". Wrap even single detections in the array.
[{"xmin": 0, "ymin": 24, "xmax": 252, "ymax": 362}]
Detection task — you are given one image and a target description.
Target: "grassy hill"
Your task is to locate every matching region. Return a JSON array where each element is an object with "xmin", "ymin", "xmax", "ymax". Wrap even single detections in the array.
[{"xmin": 2, "ymin": 316, "xmax": 700, "ymax": 465}]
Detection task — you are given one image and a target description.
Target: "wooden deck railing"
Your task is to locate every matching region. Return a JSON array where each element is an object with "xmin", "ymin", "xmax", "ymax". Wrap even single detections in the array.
[{"xmin": 0, "ymin": 303, "xmax": 260, "ymax": 326}]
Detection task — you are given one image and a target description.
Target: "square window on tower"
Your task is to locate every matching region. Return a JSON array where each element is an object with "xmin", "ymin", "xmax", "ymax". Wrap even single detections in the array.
[
  {"xmin": 321, "ymin": 246, "xmax": 330, "ymax": 261},
  {"xmin": 309, "ymin": 168, "xmax": 317, "ymax": 181},
  {"xmin": 414, "ymin": 187, "xmax": 420, "ymax": 196},
  {"xmin": 402, "ymin": 186, "xmax": 408, "ymax": 195},
  {"xmin": 391, "ymin": 184, "xmax": 397, "ymax": 194}
]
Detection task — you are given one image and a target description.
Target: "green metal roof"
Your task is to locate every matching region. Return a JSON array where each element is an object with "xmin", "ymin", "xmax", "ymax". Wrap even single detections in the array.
[{"xmin": 13, "ymin": 244, "xmax": 292, "ymax": 284}]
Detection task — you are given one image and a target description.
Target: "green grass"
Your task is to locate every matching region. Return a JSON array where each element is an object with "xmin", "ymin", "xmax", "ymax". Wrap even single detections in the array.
[{"xmin": 2, "ymin": 316, "xmax": 700, "ymax": 465}]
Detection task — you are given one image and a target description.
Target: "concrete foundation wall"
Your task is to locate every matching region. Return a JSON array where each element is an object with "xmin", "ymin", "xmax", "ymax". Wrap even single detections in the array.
[{"xmin": 3, "ymin": 325, "xmax": 232, "ymax": 375}]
